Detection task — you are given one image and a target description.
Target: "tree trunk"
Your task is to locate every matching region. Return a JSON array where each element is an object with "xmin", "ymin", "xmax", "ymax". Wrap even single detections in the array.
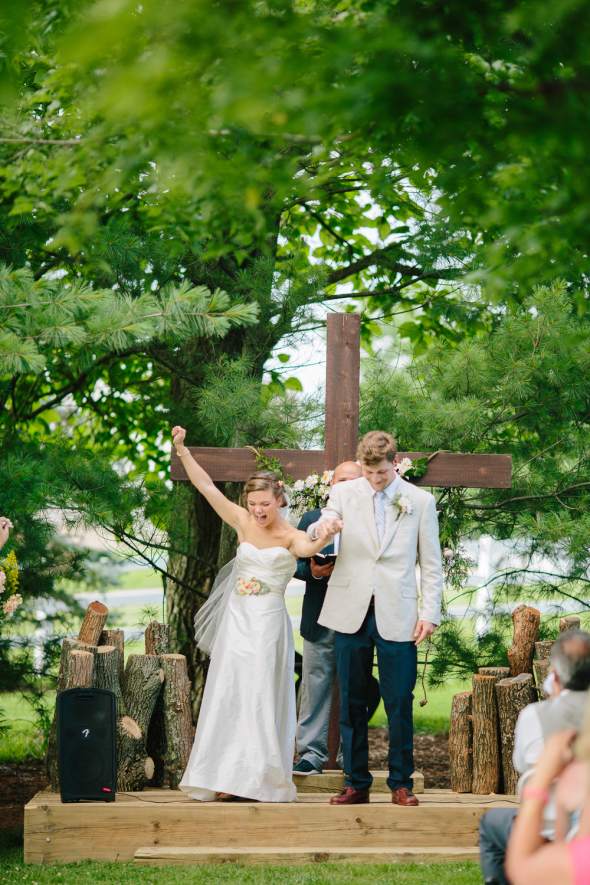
[
  {"xmin": 449, "ymin": 692, "xmax": 473, "ymax": 793},
  {"xmin": 560, "ymin": 616, "xmax": 581, "ymax": 632},
  {"xmin": 535, "ymin": 641, "xmax": 554, "ymax": 660},
  {"xmin": 496, "ymin": 673, "xmax": 537, "ymax": 795},
  {"xmin": 118, "ymin": 654, "xmax": 164, "ymax": 791},
  {"xmin": 94, "ymin": 646, "xmax": 124, "ymax": 717},
  {"xmin": 472, "ymin": 675, "xmax": 501, "ymax": 794},
  {"xmin": 145, "ymin": 622, "xmax": 171, "ymax": 656},
  {"xmin": 159, "ymin": 654, "xmax": 194, "ymax": 789},
  {"xmin": 165, "ymin": 481, "xmax": 239, "ymax": 720},
  {"xmin": 478, "ymin": 667, "xmax": 511, "ymax": 680},
  {"xmin": 533, "ymin": 659, "xmax": 552, "ymax": 699},
  {"xmin": 508, "ymin": 605, "xmax": 541, "ymax": 677},
  {"xmin": 100, "ymin": 628, "xmax": 125, "ymax": 684},
  {"xmin": 78, "ymin": 601, "xmax": 109, "ymax": 645},
  {"xmin": 47, "ymin": 649, "xmax": 95, "ymax": 791}
]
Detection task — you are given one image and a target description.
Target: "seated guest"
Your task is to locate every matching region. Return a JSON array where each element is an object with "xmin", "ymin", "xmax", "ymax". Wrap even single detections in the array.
[
  {"xmin": 479, "ymin": 629, "xmax": 590, "ymax": 885},
  {"xmin": 505, "ymin": 722, "xmax": 590, "ymax": 885},
  {"xmin": 293, "ymin": 461, "xmax": 362, "ymax": 775}
]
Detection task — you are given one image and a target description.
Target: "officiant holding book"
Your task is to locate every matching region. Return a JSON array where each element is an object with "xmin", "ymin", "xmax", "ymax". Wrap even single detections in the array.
[{"xmin": 293, "ymin": 460, "xmax": 362, "ymax": 776}]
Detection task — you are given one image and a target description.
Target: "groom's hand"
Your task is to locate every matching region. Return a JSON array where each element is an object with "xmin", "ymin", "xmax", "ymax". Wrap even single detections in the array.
[
  {"xmin": 414, "ymin": 620, "xmax": 437, "ymax": 646},
  {"xmin": 316, "ymin": 519, "xmax": 343, "ymax": 542}
]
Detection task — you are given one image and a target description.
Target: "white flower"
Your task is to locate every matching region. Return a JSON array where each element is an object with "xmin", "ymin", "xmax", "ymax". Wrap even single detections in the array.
[
  {"xmin": 398, "ymin": 496, "xmax": 413, "ymax": 515},
  {"xmin": 443, "ymin": 547, "xmax": 454, "ymax": 559},
  {"xmin": 3, "ymin": 593, "xmax": 22, "ymax": 615},
  {"xmin": 396, "ymin": 458, "xmax": 414, "ymax": 477},
  {"xmin": 293, "ymin": 480, "xmax": 305, "ymax": 492},
  {"xmin": 321, "ymin": 471, "xmax": 333, "ymax": 484},
  {"xmin": 319, "ymin": 485, "xmax": 329, "ymax": 497},
  {"xmin": 305, "ymin": 474, "xmax": 319, "ymax": 488}
]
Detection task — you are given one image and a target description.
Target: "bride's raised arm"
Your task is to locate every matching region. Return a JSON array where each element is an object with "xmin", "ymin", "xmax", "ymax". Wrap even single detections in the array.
[
  {"xmin": 171, "ymin": 426, "xmax": 247, "ymax": 532},
  {"xmin": 289, "ymin": 519, "xmax": 343, "ymax": 559}
]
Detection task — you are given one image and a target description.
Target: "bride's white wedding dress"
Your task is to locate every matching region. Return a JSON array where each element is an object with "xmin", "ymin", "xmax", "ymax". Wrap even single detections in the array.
[{"xmin": 179, "ymin": 542, "xmax": 298, "ymax": 802}]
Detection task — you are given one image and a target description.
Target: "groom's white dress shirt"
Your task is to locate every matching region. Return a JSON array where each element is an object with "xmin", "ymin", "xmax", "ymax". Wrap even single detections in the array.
[{"xmin": 307, "ymin": 475, "xmax": 443, "ymax": 641}]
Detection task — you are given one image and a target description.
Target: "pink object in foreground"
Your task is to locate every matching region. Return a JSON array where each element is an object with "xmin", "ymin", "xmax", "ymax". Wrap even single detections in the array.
[{"xmin": 570, "ymin": 837, "xmax": 590, "ymax": 885}]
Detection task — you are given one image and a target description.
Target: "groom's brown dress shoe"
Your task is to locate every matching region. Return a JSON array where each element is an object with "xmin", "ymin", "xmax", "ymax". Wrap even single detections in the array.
[
  {"xmin": 391, "ymin": 787, "xmax": 419, "ymax": 806},
  {"xmin": 329, "ymin": 786, "xmax": 370, "ymax": 806}
]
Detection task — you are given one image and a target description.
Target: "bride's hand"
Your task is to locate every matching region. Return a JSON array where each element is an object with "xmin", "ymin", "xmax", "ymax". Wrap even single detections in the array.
[
  {"xmin": 172, "ymin": 426, "xmax": 186, "ymax": 448},
  {"xmin": 317, "ymin": 519, "xmax": 343, "ymax": 542}
]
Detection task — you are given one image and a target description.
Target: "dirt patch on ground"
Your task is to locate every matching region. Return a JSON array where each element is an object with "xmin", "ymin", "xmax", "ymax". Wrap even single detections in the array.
[
  {"xmin": 0, "ymin": 760, "xmax": 48, "ymax": 831},
  {"xmin": 368, "ymin": 728, "xmax": 450, "ymax": 789}
]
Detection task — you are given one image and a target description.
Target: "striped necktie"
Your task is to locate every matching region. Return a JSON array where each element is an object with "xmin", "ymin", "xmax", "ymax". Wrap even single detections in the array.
[{"xmin": 374, "ymin": 490, "xmax": 387, "ymax": 546}]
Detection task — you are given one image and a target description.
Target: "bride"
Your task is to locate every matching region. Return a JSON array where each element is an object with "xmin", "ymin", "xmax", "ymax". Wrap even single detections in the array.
[{"xmin": 171, "ymin": 427, "xmax": 340, "ymax": 803}]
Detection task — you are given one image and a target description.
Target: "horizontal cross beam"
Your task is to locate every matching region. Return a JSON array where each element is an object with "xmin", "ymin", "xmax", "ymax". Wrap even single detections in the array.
[{"xmin": 170, "ymin": 448, "xmax": 511, "ymax": 489}]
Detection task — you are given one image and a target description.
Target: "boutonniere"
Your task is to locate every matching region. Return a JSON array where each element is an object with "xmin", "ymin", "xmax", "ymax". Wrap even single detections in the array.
[{"xmin": 391, "ymin": 493, "xmax": 414, "ymax": 520}]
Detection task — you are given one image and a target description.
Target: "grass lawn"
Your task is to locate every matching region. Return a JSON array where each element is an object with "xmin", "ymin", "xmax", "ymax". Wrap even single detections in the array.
[{"xmin": 0, "ymin": 832, "xmax": 483, "ymax": 883}]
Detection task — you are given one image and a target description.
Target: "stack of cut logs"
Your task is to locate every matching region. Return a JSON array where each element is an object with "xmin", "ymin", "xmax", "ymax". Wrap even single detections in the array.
[
  {"xmin": 449, "ymin": 609, "xmax": 581, "ymax": 795},
  {"xmin": 46, "ymin": 601, "xmax": 194, "ymax": 793}
]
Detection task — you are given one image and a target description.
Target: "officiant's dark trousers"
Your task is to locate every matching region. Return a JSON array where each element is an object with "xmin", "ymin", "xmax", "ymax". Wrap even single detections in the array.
[{"xmin": 335, "ymin": 604, "xmax": 417, "ymax": 792}]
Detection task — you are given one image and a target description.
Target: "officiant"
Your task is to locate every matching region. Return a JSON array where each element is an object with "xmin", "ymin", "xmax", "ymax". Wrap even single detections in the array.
[{"xmin": 293, "ymin": 460, "xmax": 362, "ymax": 775}]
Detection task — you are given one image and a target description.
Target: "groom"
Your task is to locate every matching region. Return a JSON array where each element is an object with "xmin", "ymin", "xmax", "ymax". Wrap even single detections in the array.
[{"xmin": 309, "ymin": 431, "xmax": 443, "ymax": 806}]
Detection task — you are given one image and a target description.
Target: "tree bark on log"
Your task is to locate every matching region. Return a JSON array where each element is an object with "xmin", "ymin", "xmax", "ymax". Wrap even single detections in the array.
[
  {"xmin": 533, "ymin": 659, "xmax": 552, "ymax": 699},
  {"xmin": 535, "ymin": 641, "xmax": 554, "ymax": 660},
  {"xmin": 560, "ymin": 616, "xmax": 581, "ymax": 632},
  {"xmin": 47, "ymin": 649, "xmax": 95, "ymax": 791},
  {"xmin": 94, "ymin": 646, "xmax": 124, "ymax": 717},
  {"xmin": 508, "ymin": 605, "xmax": 541, "ymax": 677},
  {"xmin": 145, "ymin": 622, "xmax": 171, "ymax": 656},
  {"xmin": 118, "ymin": 654, "xmax": 164, "ymax": 791},
  {"xmin": 159, "ymin": 654, "xmax": 193, "ymax": 789},
  {"xmin": 472, "ymin": 675, "xmax": 501, "ymax": 794},
  {"xmin": 496, "ymin": 673, "xmax": 537, "ymax": 795},
  {"xmin": 78, "ymin": 601, "xmax": 109, "ymax": 645},
  {"xmin": 99, "ymin": 628, "xmax": 125, "ymax": 684},
  {"xmin": 478, "ymin": 667, "xmax": 511, "ymax": 680},
  {"xmin": 449, "ymin": 692, "xmax": 473, "ymax": 793}
]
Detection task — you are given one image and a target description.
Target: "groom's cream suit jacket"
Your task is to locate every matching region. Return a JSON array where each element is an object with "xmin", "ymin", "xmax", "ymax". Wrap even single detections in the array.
[{"xmin": 307, "ymin": 476, "xmax": 443, "ymax": 642}]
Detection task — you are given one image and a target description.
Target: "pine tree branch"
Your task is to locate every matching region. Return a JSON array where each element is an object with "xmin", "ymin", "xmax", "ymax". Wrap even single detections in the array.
[{"xmin": 325, "ymin": 244, "xmax": 449, "ymax": 286}]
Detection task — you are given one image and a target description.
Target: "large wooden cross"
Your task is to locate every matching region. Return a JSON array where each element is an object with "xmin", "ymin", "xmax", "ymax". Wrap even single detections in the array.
[{"xmin": 171, "ymin": 312, "xmax": 512, "ymax": 768}]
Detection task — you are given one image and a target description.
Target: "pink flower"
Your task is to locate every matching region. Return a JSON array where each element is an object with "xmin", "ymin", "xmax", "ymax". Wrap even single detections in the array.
[
  {"xmin": 443, "ymin": 548, "xmax": 454, "ymax": 559},
  {"xmin": 3, "ymin": 593, "xmax": 22, "ymax": 615}
]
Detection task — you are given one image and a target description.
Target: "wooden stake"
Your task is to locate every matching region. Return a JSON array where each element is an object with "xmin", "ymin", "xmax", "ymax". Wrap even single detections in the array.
[
  {"xmin": 472, "ymin": 675, "xmax": 500, "ymax": 794},
  {"xmin": 145, "ymin": 622, "xmax": 171, "ymax": 656},
  {"xmin": 478, "ymin": 667, "xmax": 510, "ymax": 680},
  {"xmin": 47, "ymin": 650, "xmax": 95, "ymax": 791},
  {"xmin": 160, "ymin": 654, "xmax": 193, "ymax": 789},
  {"xmin": 78, "ymin": 601, "xmax": 109, "ymax": 646},
  {"xmin": 118, "ymin": 655, "xmax": 164, "ymax": 791},
  {"xmin": 449, "ymin": 692, "xmax": 473, "ymax": 793},
  {"xmin": 560, "ymin": 616, "xmax": 581, "ymax": 632},
  {"xmin": 495, "ymin": 673, "xmax": 537, "ymax": 795},
  {"xmin": 507, "ymin": 605, "xmax": 541, "ymax": 677},
  {"xmin": 100, "ymin": 629, "xmax": 125, "ymax": 683}
]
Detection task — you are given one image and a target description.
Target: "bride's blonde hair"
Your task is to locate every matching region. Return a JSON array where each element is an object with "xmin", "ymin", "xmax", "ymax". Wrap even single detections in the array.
[{"xmin": 244, "ymin": 471, "xmax": 288, "ymax": 508}]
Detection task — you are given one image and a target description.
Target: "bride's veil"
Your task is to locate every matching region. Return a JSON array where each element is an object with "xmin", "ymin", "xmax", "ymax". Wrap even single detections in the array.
[{"xmin": 193, "ymin": 558, "xmax": 238, "ymax": 656}]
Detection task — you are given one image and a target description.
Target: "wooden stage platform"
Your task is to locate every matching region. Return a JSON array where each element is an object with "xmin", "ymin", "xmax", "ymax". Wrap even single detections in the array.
[{"xmin": 25, "ymin": 771, "xmax": 517, "ymax": 866}]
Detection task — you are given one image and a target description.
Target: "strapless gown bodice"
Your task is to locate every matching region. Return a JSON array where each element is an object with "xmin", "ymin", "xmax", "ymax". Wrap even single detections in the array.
[{"xmin": 235, "ymin": 542, "xmax": 296, "ymax": 593}]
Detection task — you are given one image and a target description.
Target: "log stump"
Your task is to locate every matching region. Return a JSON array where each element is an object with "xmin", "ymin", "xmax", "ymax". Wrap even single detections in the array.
[
  {"xmin": 160, "ymin": 654, "xmax": 193, "ymax": 789},
  {"xmin": 472, "ymin": 674, "xmax": 501, "ymax": 794},
  {"xmin": 560, "ymin": 616, "xmax": 581, "ymax": 633},
  {"xmin": 99, "ymin": 628, "xmax": 125, "ymax": 683},
  {"xmin": 47, "ymin": 649, "xmax": 95, "ymax": 791},
  {"xmin": 478, "ymin": 667, "xmax": 510, "ymax": 680},
  {"xmin": 78, "ymin": 601, "xmax": 109, "ymax": 645},
  {"xmin": 449, "ymin": 692, "xmax": 473, "ymax": 793},
  {"xmin": 533, "ymin": 659, "xmax": 552, "ymax": 699},
  {"xmin": 118, "ymin": 654, "xmax": 164, "ymax": 791},
  {"xmin": 94, "ymin": 646, "xmax": 124, "ymax": 718},
  {"xmin": 535, "ymin": 640, "xmax": 554, "ymax": 661},
  {"xmin": 496, "ymin": 673, "xmax": 537, "ymax": 795},
  {"xmin": 145, "ymin": 622, "xmax": 171, "ymax": 656},
  {"xmin": 508, "ymin": 605, "xmax": 541, "ymax": 676}
]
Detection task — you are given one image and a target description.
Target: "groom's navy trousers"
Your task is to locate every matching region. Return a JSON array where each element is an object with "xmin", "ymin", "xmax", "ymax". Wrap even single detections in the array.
[{"xmin": 335, "ymin": 602, "xmax": 417, "ymax": 792}]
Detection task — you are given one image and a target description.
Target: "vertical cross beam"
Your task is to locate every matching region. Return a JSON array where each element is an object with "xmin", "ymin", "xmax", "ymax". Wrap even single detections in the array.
[
  {"xmin": 324, "ymin": 313, "xmax": 361, "ymax": 468},
  {"xmin": 323, "ymin": 313, "xmax": 361, "ymax": 771}
]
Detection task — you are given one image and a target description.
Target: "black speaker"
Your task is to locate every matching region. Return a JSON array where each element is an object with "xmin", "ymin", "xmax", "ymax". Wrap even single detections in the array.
[{"xmin": 57, "ymin": 687, "xmax": 117, "ymax": 803}]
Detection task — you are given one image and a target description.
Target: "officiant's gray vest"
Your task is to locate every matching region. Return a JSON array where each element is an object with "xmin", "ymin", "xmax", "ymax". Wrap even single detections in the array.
[{"xmin": 536, "ymin": 690, "xmax": 588, "ymax": 740}]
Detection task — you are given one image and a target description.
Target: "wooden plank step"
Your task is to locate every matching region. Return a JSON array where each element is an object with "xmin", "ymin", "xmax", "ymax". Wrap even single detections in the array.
[
  {"xmin": 294, "ymin": 770, "xmax": 424, "ymax": 794},
  {"xmin": 134, "ymin": 845, "xmax": 481, "ymax": 866},
  {"xmin": 25, "ymin": 789, "xmax": 517, "ymax": 865}
]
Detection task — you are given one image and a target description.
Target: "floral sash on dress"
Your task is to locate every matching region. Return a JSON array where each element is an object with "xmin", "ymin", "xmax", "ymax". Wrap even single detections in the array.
[{"xmin": 234, "ymin": 577, "xmax": 273, "ymax": 596}]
